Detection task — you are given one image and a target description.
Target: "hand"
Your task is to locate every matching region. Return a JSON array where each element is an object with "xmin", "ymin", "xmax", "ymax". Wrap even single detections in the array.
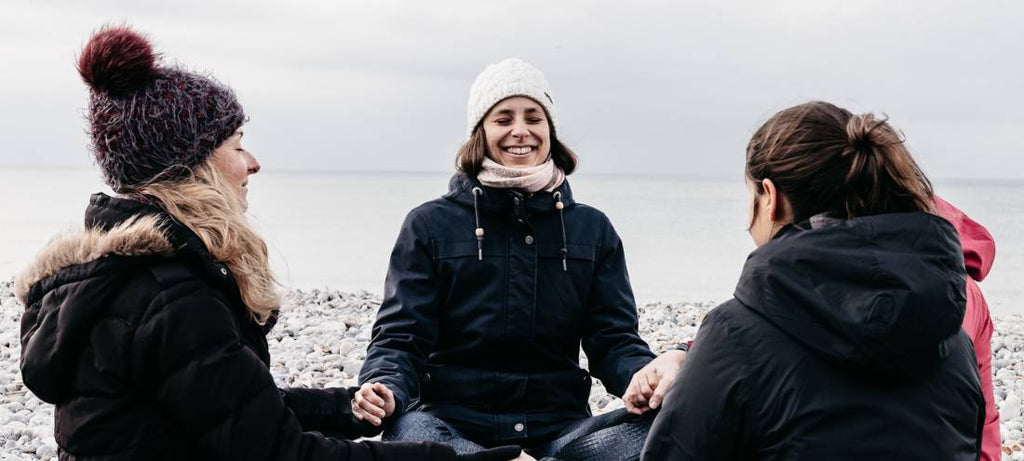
[
  {"xmin": 623, "ymin": 350, "xmax": 686, "ymax": 415},
  {"xmin": 352, "ymin": 382, "xmax": 395, "ymax": 426}
]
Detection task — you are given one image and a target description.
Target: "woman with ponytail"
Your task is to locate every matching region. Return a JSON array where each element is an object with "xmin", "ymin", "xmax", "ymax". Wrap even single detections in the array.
[
  {"xmin": 642, "ymin": 101, "xmax": 984, "ymax": 460},
  {"xmin": 14, "ymin": 25, "xmax": 521, "ymax": 461}
]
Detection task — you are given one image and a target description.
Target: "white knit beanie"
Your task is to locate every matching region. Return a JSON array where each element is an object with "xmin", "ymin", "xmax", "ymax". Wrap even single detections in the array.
[{"xmin": 466, "ymin": 58, "xmax": 558, "ymax": 138}]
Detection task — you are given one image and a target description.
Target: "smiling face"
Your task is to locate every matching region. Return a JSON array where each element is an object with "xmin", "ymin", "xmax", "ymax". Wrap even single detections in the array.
[
  {"xmin": 210, "ymin": 129, "xmax": 260, "ymax": 209},
  {"xmin": 482, "ymin": 96, "xmax": 551, "ymax": 168}
]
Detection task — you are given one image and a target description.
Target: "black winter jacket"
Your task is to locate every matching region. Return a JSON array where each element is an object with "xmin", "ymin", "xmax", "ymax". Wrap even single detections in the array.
[
  {"xmin": 16, "ymin": 194, "xmax": 466, "ymax": 461},
  {"xmin": 642, "ymin": 213, "xmax": 985, "ymax": 460},
  {"xmin": 360, "ymin": 174, "xmax": 655, "ymax": 445}
]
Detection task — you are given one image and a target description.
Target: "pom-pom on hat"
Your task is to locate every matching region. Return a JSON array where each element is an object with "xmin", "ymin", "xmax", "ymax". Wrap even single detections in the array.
[
  {"xmin": 466, "ymin": 58, "xmax": 557, "ymax": 138},
  {"xmin": 77, "ymin": 25, "xmax": 245, "ymax": 192}
]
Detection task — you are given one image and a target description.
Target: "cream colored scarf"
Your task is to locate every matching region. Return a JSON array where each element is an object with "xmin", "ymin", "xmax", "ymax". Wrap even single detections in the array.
[{"xmin": 477, "ymin": 157, "xmax": 566, "ymax": 193}]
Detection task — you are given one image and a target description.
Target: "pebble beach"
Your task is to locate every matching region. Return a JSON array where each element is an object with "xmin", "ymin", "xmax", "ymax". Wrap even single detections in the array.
[{"xmin": 1, "ymin": 281, "xmax": 1022, "ymax": 460}]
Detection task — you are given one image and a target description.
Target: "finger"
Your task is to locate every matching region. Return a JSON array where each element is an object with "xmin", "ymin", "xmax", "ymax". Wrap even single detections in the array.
[
  {"xmin": 623, "ymin": 379, "xmax": 641, "ymax": 411},
  {"xmin": 624, "ymin": 393, "xmax": 645, "ymax": 415},
  {"xmin": 355, "ymin": 385, "xmax": 373, "ymax": 404},
  {"xmin": 356, "ymin": 400, "xmax": 383, "ymax": 425},
  {"xmin": 633, "ymin": 381, "xmax": 650, "ymax": 407},
  {"xmin": 364, "ymin": 387, "xmax": 386, "ymax": 408},
  {"xmin": 374, "ymin": 382, "xmax": 393, "ymax": 397},
  {"xmin": 649, "ymin": 374, "xmax": 676, "ymax": 410},
  {"xmin": 375, "ymin": 384, "xmax": 397, "ymax": 415},
  {"xmin": 374, "ymin": 383, "xmax": 395, "ymax": 404},
  {"xmin": 352, "ymin": 398, "xmax": 381, "ymax": 421},
  {"xmin": 356, "ymin": 397, "xmax": 387, "ymax": 418},
  {"xmin": 365, "ymin": 401, "xmax": 387, "ymax": 418},
  {"xmin": 639, "ymin": 372, "xmax": 656, "ymax": 399},
  {"xmin": 622, "ymin": 393, "xmax": 637, "ymax": 413},
  {"xmin": 356, "ymin": 392, "xmax": 385, "ymax": 418}
]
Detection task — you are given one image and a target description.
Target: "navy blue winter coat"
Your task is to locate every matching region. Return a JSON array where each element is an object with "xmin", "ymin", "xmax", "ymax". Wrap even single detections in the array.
[{"xmin": 360, "ymin": 174, "xmax": 656, "ymax": 446}]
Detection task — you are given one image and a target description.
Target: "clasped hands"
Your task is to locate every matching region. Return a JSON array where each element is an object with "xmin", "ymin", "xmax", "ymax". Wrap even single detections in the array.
[{"xmin": 622, "ymin": 350, "xmax": 687, "ymax": 415}]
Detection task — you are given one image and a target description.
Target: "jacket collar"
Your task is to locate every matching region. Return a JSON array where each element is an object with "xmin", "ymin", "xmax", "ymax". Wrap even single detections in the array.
[
  {"xmin": 16, "ymin": 193, "xmax": 234, "ymax": 305},
  {"xmin": 443, "ymin": 173, "xmax": 575, "ymax": 214},
  {"xmin": 85, "ymin": 193, "xmax": 223, "ymax": 271}
]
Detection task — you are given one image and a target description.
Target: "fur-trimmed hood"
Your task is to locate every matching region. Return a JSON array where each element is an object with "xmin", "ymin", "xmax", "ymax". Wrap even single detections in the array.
[
  {"xmin": 17, "ymin": 195, "xmax": 187, "ymax": 404},
  {"xmin": 14, "ymin": 215, "xmax": 173, "ymax": 306},
  {"xmin": 19, "ymin": 193, "xmax": 275, "ymax": 406}
]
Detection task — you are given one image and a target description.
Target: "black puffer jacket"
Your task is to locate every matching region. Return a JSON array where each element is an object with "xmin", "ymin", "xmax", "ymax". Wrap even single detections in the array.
[
  {"xmin": 360, "ymin": 174, "xmax": 655, "ymax": 445},
  {"xmin": 642, "ymin": 213, "xmax": 985, "ymax": 460},
  {"xmin": 16, "ymin": 194, "xmax": 466, "ymax": 461}
]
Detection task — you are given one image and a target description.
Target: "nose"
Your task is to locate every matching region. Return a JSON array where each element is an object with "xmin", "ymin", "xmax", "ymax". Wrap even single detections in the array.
[
  {"xmin": 246, "ymin": 151, "xmax": 261, "ymax": 175},
  {"xmin": 511, "ymin": 118, "xmax": 530, "ymax": 138}
]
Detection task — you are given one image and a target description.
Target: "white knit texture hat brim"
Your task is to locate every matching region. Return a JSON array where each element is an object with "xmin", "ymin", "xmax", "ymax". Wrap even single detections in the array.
[{"xmin": 466, "ymin": 58, "xmax": 557, "ymax": 137}]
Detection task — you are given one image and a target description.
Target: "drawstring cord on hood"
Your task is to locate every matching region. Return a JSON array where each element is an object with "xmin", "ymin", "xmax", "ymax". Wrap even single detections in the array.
[
  {"xmin": 471, "ymin": 185, "xmax": 567, "ymax": 270},
  {"xmin": 472, "ymin": 187, "xmax": 484, "ymax": 261},
  {"xmin": 554, "ymin": 191, "xmax": 568, "ymax": 271}
]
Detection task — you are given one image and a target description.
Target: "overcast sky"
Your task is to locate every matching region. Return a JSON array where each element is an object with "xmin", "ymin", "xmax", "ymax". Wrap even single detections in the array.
[{"xmin": 1, "ymin": 0, "xmax": 1021, "ymax": 179}]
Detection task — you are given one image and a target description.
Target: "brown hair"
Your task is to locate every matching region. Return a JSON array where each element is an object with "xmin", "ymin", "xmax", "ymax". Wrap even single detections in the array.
[
  {"xmin": 455, "ymin": 123, "xmax": 578, "ymax": 177},
  {"xmin": 746, "ymin": 101, "xmax": 934, "ymax": 224}
]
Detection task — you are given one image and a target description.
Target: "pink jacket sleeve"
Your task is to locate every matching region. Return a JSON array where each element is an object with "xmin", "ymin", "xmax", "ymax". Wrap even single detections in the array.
[{"xmin": 934, "ymin": 196, "xmax": 1000, "ymax": 460}]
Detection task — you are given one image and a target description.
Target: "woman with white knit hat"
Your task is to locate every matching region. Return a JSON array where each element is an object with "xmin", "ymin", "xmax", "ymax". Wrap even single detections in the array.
[{"xmin": 356, "ymin": 58, "xmax": 666, "ymax": 460}]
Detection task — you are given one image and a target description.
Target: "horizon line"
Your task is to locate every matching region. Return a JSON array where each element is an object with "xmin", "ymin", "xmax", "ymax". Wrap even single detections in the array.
[{"xmin": 1, "ymin": 163, "xmax": 1022, "ymax": 184}]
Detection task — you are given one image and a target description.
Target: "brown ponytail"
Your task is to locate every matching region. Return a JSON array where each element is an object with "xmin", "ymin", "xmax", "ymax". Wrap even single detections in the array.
[
  {"xmin": 841, "ymin": 113, "xmax": 933, "ymax": 217},
  {"xmin": 746, "ymin": 101, "xmax": 933, "ymax": 223}
]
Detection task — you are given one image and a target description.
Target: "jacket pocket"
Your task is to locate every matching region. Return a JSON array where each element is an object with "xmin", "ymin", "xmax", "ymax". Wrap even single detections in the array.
[
  {"xmin": 420, "ymin": 363, "xmax": 503, "ymax": 409},
  {"xmin": 538, "ymin": 242, "xmax": 597, "ymax": 313}
]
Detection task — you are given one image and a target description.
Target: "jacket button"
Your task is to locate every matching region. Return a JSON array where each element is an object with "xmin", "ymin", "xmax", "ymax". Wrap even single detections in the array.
[
  {"xmin": 514, "ymin": 423, "xmax": 525, "ymax": 432},
  {"xmin": 524, "ymin": 235, "xmax": 534, "ymax": 245}
]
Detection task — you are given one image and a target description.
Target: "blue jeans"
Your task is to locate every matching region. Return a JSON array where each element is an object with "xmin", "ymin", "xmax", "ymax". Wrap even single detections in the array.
[{"xmin": 383, "ymin": 409, "xmax": 654, "ymax": 461}]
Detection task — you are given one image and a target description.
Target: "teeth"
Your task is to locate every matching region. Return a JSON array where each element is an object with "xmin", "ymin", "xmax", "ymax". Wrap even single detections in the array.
[{"xmin": 506, "ymin": 146, "xmax": 533, "ymax": 155}]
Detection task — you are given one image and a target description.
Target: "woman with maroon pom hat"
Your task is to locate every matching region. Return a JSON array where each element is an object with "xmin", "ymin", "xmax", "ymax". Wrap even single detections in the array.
[{"xmin": 13, "ymin": 25, "xmax": 524, "ymax": 461}]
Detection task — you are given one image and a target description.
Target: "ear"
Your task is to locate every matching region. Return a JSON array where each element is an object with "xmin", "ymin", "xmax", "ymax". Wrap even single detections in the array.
[{"xmin": 761, "ymin": 178, "xmax": 780, "ymax": 221}]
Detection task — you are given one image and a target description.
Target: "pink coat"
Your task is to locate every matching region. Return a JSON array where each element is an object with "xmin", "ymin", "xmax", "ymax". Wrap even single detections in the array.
[{"xmin": 935, "ymin": 196, "xmax": 1000, "ymax": 460}]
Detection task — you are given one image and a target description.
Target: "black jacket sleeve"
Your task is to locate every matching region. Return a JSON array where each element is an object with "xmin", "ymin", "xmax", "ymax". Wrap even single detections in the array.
[
  {"xmin": 358, "ymin": 210, "xmax": 440, "ymax": 416},
  {"xmin": 280, "ymin": 387, "xmax": 382, "ymax": 439},
  {"xmin": 132, "ymin": 281, "xmax": 459, "ymax": 461},
  {"xmin": 582, "ymin": 218, "xmax": 656, "ymax": 396},
  {"xmin": 641, "ymin": 305, "xmax": 755, "ymax": 461}
]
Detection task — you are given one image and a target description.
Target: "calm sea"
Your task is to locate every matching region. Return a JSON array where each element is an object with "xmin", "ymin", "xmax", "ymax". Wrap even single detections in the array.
[{"xmin": 2, "ymin": 167, "xmax": 1022, "ymax": 314}]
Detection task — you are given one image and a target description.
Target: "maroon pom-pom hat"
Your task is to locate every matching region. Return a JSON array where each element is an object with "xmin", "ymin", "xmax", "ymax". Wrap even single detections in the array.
[{"xmin": 77, "ymin": 25, "xmax": 245, "ymax": 192}]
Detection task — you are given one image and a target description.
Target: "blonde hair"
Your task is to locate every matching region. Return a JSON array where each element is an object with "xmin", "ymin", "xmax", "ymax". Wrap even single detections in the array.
[{"xmin": 141, "ymin": 161, "xmax": 279, "ymax": 323}]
